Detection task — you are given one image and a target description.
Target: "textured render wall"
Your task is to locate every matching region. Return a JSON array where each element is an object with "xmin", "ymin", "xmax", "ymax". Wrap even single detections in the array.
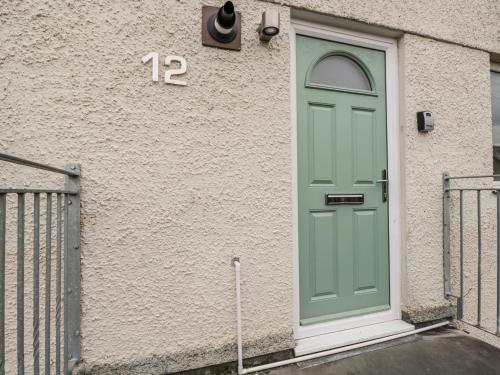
[
  {"xmin": 2, "ymin": 0, "xmax": 500, "ymax": 373},
  {"xmin": 263, "ymin": 0, "xmax": 500, "ymax": 54},
  {"xmin": 398, "ymin": 34, "xmax": 493, "ymax": 322},
  {"xmin": 0, "ymin": 1, "xmax": 294, "ymax": 373}
]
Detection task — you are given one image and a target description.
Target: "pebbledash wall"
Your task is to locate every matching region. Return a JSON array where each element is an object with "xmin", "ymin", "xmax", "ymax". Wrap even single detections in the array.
[{"xmin": 1, "ymin": 0, "xmax": 500, "ymax": 373}]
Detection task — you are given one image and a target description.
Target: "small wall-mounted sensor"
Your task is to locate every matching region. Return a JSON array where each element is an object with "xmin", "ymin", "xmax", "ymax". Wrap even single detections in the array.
[
  {"xmin": 417, "ymin": 111, "xmax": 434, "ymax": 132},
  {"xmin": 258, "ymin": 10, "xmax": 280, "ymax": 42},
  {"xmin": 202, "ymin": 1, "xmax": 241, "ymax": 51}
]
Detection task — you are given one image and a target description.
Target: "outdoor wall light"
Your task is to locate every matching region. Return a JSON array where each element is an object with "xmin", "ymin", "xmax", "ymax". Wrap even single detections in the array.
[
  {"xmin": 202, "ymin": 1, "xmax": 241, "ymax": 51},
  {"xmin": 258, "ymin": 10, "xmax": 280, "ymax": 42}
]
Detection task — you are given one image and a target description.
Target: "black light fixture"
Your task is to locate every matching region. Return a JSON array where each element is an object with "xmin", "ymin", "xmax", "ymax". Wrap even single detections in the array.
[
  {"xmin": 208, "ymin": 1, "xmax": 237, "ymax": 43},
  {"xmin": 202, "ymin": 1, "xmax": 241, "ymax": 51}
]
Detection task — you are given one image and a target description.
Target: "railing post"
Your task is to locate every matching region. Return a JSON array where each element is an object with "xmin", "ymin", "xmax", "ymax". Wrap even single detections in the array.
[
  {"xmin": 17, "ymin": 193, "xmax": 25, "ymax": 375},
  {"xmin": 477, "ymin": 190, "xmax": 482, "ymax": 326},
  {"xmin": 458, "ymin": 190, "xmax": 464, "ymax": 320},
  {"xmin": 0, "ymin": 193, "xmax": 6, "ymax": 375},
  {"xmin": 443, "ymin": 172, "xmax": 451, "ymax": 297},
  {"xmin": 497, "ymin": 191, "xmax": 500, "ymax": 334},
  {"xmin": 64, "ymin": 165, "xmax": 81, "ymax": 375}
]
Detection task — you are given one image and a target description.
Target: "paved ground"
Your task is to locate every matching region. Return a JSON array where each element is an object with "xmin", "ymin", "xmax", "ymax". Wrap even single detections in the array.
[{"xmin": 265, "ymin": 328, "xmax": 500, "ymax": 375}]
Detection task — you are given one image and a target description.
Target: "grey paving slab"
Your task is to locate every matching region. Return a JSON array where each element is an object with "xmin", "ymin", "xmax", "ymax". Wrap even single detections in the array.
[{"xmin": 265, "ymin": 328, "xmax": 500, "ymax": 375}]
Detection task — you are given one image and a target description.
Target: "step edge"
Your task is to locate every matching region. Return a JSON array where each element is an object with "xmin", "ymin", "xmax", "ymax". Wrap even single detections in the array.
[{"xmin": 294, "ymin": 321, "xmax": 415, "ymax": 357}]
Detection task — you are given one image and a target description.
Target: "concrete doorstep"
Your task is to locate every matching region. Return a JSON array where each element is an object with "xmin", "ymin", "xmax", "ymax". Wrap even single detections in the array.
[{"xmin": 266, "ymin": 327, "xmax": 500, "ymax": 375}]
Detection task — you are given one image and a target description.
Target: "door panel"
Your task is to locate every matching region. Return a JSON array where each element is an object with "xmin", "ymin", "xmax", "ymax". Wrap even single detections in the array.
[
  {"xmin": 297, "ymin": 35, "xmax": 390, "ymax": 325},
  {"xmin": 352, "ymin": 108, "xmax": 376, "ymax": 185},
  {"xmin": 353, "ymin": 209, "xmax": 378, "ymax": 293},
  {"xmin": 309, "ymin": 211, "xmax": 338, "ymax": 299},
  {"xmin": 308, "ymin": 104, "xmax": 337, "ymax": 185}
]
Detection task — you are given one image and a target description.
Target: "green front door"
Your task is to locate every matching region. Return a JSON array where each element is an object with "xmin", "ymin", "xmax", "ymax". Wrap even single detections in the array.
[{"xmin": 297, "ymin": 35, "xmax": 390, "ymax": 325}]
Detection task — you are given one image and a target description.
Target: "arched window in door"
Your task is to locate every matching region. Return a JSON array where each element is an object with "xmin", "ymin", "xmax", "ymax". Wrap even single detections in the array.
[{"xmin": 309, "ymin": 54, "xmax": 372, "ymax": 92}]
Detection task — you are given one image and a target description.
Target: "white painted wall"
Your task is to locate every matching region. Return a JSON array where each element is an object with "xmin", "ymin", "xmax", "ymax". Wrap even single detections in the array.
[
  {"xmin": 1, "ymin": 1, "xmax": 499, "ymax": 373},
  {"xmin": 398, "ymin": 33, "xmax": 492, "ymax": 319}
]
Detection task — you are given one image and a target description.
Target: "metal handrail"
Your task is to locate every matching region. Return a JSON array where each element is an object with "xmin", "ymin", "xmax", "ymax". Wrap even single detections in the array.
[
  {"xmin": 445, "ymin": 174, "xmax": 500, "ymax": 180},
  {"xmin": 447, "ymin": 188, "xmax": 500, "ymax": 191},
  {"xmin": 0, "ymin": 189, "xmax": 78, "ymax": 194},
  {"xmin": 0, "ymin": 153, "xmax": 80, "ymax": 177}
]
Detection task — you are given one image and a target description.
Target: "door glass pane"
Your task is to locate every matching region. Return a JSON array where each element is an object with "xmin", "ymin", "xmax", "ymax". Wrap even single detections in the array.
[
  {"xmin": 310, "ymin": 55, "xmax": 371, "ymax": 91},
  {"xmin": 492, "ymin": 71, "xmax": 500, "ymax": 177}
]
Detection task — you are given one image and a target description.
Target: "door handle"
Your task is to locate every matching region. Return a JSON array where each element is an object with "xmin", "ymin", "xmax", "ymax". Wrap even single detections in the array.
[{"xmin": 376, "ymin": 169, "xmax": 388, "ymax": 202}]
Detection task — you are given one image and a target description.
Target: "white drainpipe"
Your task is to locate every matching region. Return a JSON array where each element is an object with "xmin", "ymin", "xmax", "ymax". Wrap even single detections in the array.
[
  {"xmin": 234, "ymin": 259, "xmax": 244, "ymax": 375},
  {"xmin": 233, "ymin": 259, "xmax": 449, "ymax": 375}
]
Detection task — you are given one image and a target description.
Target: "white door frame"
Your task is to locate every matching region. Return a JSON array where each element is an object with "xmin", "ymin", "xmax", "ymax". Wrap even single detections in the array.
[{"xmin": 291, "ymin": 19, "xmax": 401, "ymax": 340}]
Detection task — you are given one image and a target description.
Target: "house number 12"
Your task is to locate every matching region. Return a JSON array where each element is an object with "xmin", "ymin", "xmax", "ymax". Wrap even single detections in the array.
[{"xmin": 141, "ymin": 52, "xmax": 187, "ymax": 86}]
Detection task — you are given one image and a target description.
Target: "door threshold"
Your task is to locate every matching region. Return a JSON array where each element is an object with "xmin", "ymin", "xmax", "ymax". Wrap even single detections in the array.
[{"xmin": 294, "ymin": 319, "xmax": 414, "ymax": 357}]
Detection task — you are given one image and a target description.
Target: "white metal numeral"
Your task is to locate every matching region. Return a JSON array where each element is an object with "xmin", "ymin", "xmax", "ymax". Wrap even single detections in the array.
[
  {"xmin": 142, "ymin": 52, "xmax": 188, "ymax": 86},
  {"xmin": 164, "ymin": 56, "xmax": 187, "ymax": 86},
  {"xmin": 141, "ymin": 52, "xmax": 159, "ymax": 82}
]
